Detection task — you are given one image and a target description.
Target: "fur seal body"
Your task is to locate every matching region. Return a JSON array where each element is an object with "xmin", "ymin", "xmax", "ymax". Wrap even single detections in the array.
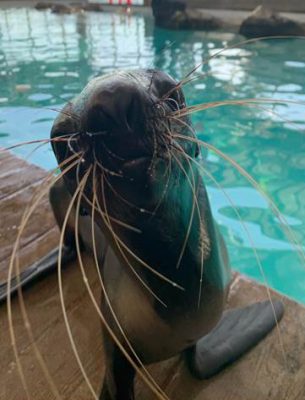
[
  {"xmin": 50, "ymin": 70, "xmax": 231, "ymax": 360},
  {"xmin": 1, "ymin": 70, "xmax": 284, "ymax": 399}
]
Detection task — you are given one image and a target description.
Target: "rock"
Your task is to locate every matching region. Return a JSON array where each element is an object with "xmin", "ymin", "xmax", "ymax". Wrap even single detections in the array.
[
  {"xmin": 239, "ymin": 5, "xmax": 305, "ymax": 38},
  {"xmin": 151, "ymin": 0, "xmax": 223, "ymax": 31},
  {"xmin": 35, "ymin": 2, "xmax": 103, "ymax": 14},
  {"xmin": 34, "ymin": 2, "xmax": 53, "ymax": 10},
  {"xmin": 82, "ymin": 3, "xmax": 103, "ymax": 12},
  {"xmin": 151, "ymin": 0, "xmax": 186, "ymax": 28},
  {"xmin": 169, "ymin": 9, "xmax": 223, "ymax": 30},
  {"xmin": 51, "ymin": 4, "xmax": 75, "ymax": 14}
]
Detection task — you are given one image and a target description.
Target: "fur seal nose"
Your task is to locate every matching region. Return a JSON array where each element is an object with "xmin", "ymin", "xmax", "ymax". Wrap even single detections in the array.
[
  {"xmin": 82, "ymin": 80, "xmax": 148, "ymax": 138},
  {"xmin": 80, "ymin": 77, "xmax": 153, "ymax": 163}
]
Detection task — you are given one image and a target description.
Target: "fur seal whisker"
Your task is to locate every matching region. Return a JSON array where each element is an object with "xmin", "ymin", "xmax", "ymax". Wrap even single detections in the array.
[
  {"xmin": 154, "ymin": 113, "xmax": 207, "ymax": 305},
  {"xmin": 159, "ymin": 36, "xmax": 305, "ymax": 104},
  {"xmin": 67, "ymin": 132, "xmax": 81, "ymax": 158},
  {"xmin": 2, "ymin": 135, "xmax": 77, "ymax": 153},
  {"xmin": 47, "ymin": 106, "xmax": 80, "ymax": 123},
  {"xmin": 248, "ymin": 104, "xmax": 305, "ymax": 133},
  {"xmin": 92, "ymin": 146, "xmax": 124, "ymax": 178},
  {"xmin": 168, "ymin": 99, "xmax": 304, "ymax": 158},
  {"xmin": 97, "ymin": 174, "xmax": 173, "ymax": 305},
  {"xmin": 83, "ymin": 184, "xmax": 143, "ymax": 233},
  {"xmin": 95, "ymin": 158, "xmax": 124, "ymax": 179},
  {"xmin": 57, "ymin": 167, "xmax": 99, "ymax": 400},
  {"xmin": 24, "ymin": 141, "xmax": 55, "ymax": 164},
  {"xmin": 161, "ymin": 123, "xmax": 198, "ymax": 271},
  {"xmin": 173, "ymin": 97, "xmax": 305, "ymax": 119},
  {"xmin": 100, "ymin": 141, "xmax": 126, "ymax": 162},
  {"xmin": 147, "ymin": 128, "xmax": 158, "ymax": 174},
  {"xmin": 164, "ymin": 132, "xmax": 287, "ymax": 364},
  {"xmin": 98, "ymin": 189, "xmax": 185, "ymax": 292},
  {"xmin": 175, "ymin": 94, "xmax": 305, "ymax": 132},
  {"xmin": 7, "ymin": 154, "xmax": 83, "ymax": 400},
  {"xmin": 90, "ymin": 166, "xmax": 170, "ymax": 400},
  {"xmin": 148, "ymin": 137, "xmax": 173, "ymax": 218},
  {"xmin": 65, "ymin": 160, "xmax": 142, "ymax": 234},
  {"xmin": 182, "ymin": 151, "xmax": 288, "ymax": 365},
  {"xmin": 93, "ymin": 149, "xmax": 152, "ymax": 216},
  {"xmin": 92, "ymin": 164, "xmax": 185, "ymax": 292},
  {"xmin": 172, "ymin": 133, "xmax": 305, "ymax": 267},
  {"xmin": 102, "ymin": 172, "xmax": 152, "ymax": 215},
  {"xmin": 176, "ymin": 74, "xmax": 203, "ymax": 89},
  {"xmin": 169, "ymin": 144, "xmax": 206, "ymax": 308},
  {"xmin": 182, "ymin": 35, "xmax": 305, "ymax": 83}
]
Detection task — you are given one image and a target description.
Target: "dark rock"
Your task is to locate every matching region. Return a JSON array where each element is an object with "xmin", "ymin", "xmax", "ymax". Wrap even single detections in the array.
[
  {"xmin": 169, "ymin": 9, "xmax": 223, "ymax": 30},
  {"xmin": 239, "ymin": 5, "xmax": 305, "ymax": 38},
  {"xmin": 36, "ymin": 2, "xmax": 103, "ymax": 14},
  {"xmin": 82, "ymin": 2, "xmax": 103, "ymax": 12},
  {"xmin": 51, "ymin": 4, "xmax": 75, "ymax": 14},
  {"xmin": 151, "ymin": 0, "xmax": 223, "ymax": 31},
  {"xmin": 34, "ymin": 2, "xmax": 53, "ymax": 10},
  {"xmin": 151, "ymin": 0, "xmax": 186, "ymax": 28}
]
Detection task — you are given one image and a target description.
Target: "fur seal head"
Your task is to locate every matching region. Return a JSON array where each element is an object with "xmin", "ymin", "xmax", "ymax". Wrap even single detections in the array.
[{"xmin": 52, "ymin": 69, "xmax": 199, "ymax": 195}]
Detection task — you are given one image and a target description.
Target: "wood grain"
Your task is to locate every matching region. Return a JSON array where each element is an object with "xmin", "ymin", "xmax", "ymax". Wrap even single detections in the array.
[{"xmin": 1, "ymin": 152, "xmax": 305, "ymax": 400}]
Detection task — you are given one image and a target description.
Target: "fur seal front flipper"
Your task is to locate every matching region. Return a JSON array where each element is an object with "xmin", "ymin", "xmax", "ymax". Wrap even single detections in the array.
[
  {"xmin": 0, "ymin": 245, "xmax": 76, "ymax": 303},
  {"xmin": 186, "ymin": 299, "xmax": 284, "ymax": 380}
]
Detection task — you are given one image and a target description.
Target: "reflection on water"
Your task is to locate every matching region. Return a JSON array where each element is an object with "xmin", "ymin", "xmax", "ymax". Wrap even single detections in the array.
[{"xmin": 0, "ymin": 8, "xmax": 304, "ymax": 303}]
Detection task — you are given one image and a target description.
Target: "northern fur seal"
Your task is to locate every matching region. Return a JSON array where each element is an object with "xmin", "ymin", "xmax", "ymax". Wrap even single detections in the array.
[{"xmin": 1, "ymin": 70, "xmax": 284, "ymax": 399}]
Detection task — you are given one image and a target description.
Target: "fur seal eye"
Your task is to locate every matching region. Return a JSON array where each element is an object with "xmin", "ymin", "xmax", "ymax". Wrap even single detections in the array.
[
  {"xmin": 166, "ymin": 97, "xmax": 180, "ymax": 112},
  {"xmin": 85, "ymin": 130, "xmax": 108, "ymax": 137},
  {"xmin": 79, "ymin": 206, "xmax": 88, "ymax": 216}
]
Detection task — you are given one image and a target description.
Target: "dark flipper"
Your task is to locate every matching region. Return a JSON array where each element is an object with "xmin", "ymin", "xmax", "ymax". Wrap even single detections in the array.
[
  {"xmin": 186, "ymin": 300, "xmax": 284, "ymax": 379},
  {"xmin": 0, "ymin": 246, "xmax": 76, "ymax": 304}
]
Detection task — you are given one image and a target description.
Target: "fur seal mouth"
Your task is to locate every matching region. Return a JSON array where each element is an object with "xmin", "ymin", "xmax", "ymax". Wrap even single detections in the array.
[
  {"xmin": 121, "ymin": 156, "xmax": 152, "ymax": 168},
  {"xmin": 119, "ymin": 156, "xmax": 153, "ymax": 180}
]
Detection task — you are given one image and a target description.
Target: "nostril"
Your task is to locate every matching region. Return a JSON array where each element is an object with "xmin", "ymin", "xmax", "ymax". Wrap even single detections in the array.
[
  {"xmin": 83, "ymin": 105, "xmax": 117, "ymax": 139},
  {"xmin": 124, "ymin": 94, "xmax": 147, "ymax": 135},
  {"xmin": 84, "ymin": 105, "xmax": 103, "ymax": 134},
  {"xmin": 125, "ymin": 97, "xmax": 137, "ymax": 133}
]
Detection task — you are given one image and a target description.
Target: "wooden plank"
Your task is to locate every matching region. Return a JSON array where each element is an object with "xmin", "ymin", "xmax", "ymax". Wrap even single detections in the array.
[
  {"xmin": 137, "ymin": 275, "xmax": 305, "ymax": 400},
  {"xmin": 1, "ymin": 153, "xmax": 305, "ymax": 400},
  {"xmin": 0, "ymin": 151, "xmax": 58, "ymax": 281},
  {"xmin": 0, "ymin": 254, "xmax": 104, "ymax": 400}
]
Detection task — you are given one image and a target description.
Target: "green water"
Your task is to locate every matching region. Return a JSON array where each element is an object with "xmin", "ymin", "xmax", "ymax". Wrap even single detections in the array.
[{"xmin": 0, "ymin": 8, "xmax": 304, "ymax": 303}]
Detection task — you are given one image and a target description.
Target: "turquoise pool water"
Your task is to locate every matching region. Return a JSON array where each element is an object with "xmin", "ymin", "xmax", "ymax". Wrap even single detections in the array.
[{"xmin": 0, "ymin": 8, "xmax": 304, "ymax": 303}]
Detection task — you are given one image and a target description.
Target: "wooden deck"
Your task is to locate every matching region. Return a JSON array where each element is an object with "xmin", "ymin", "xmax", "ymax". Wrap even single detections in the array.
[{"xmin": 1, "ymin": 151, "xmax": 305, "ymax": 400}]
